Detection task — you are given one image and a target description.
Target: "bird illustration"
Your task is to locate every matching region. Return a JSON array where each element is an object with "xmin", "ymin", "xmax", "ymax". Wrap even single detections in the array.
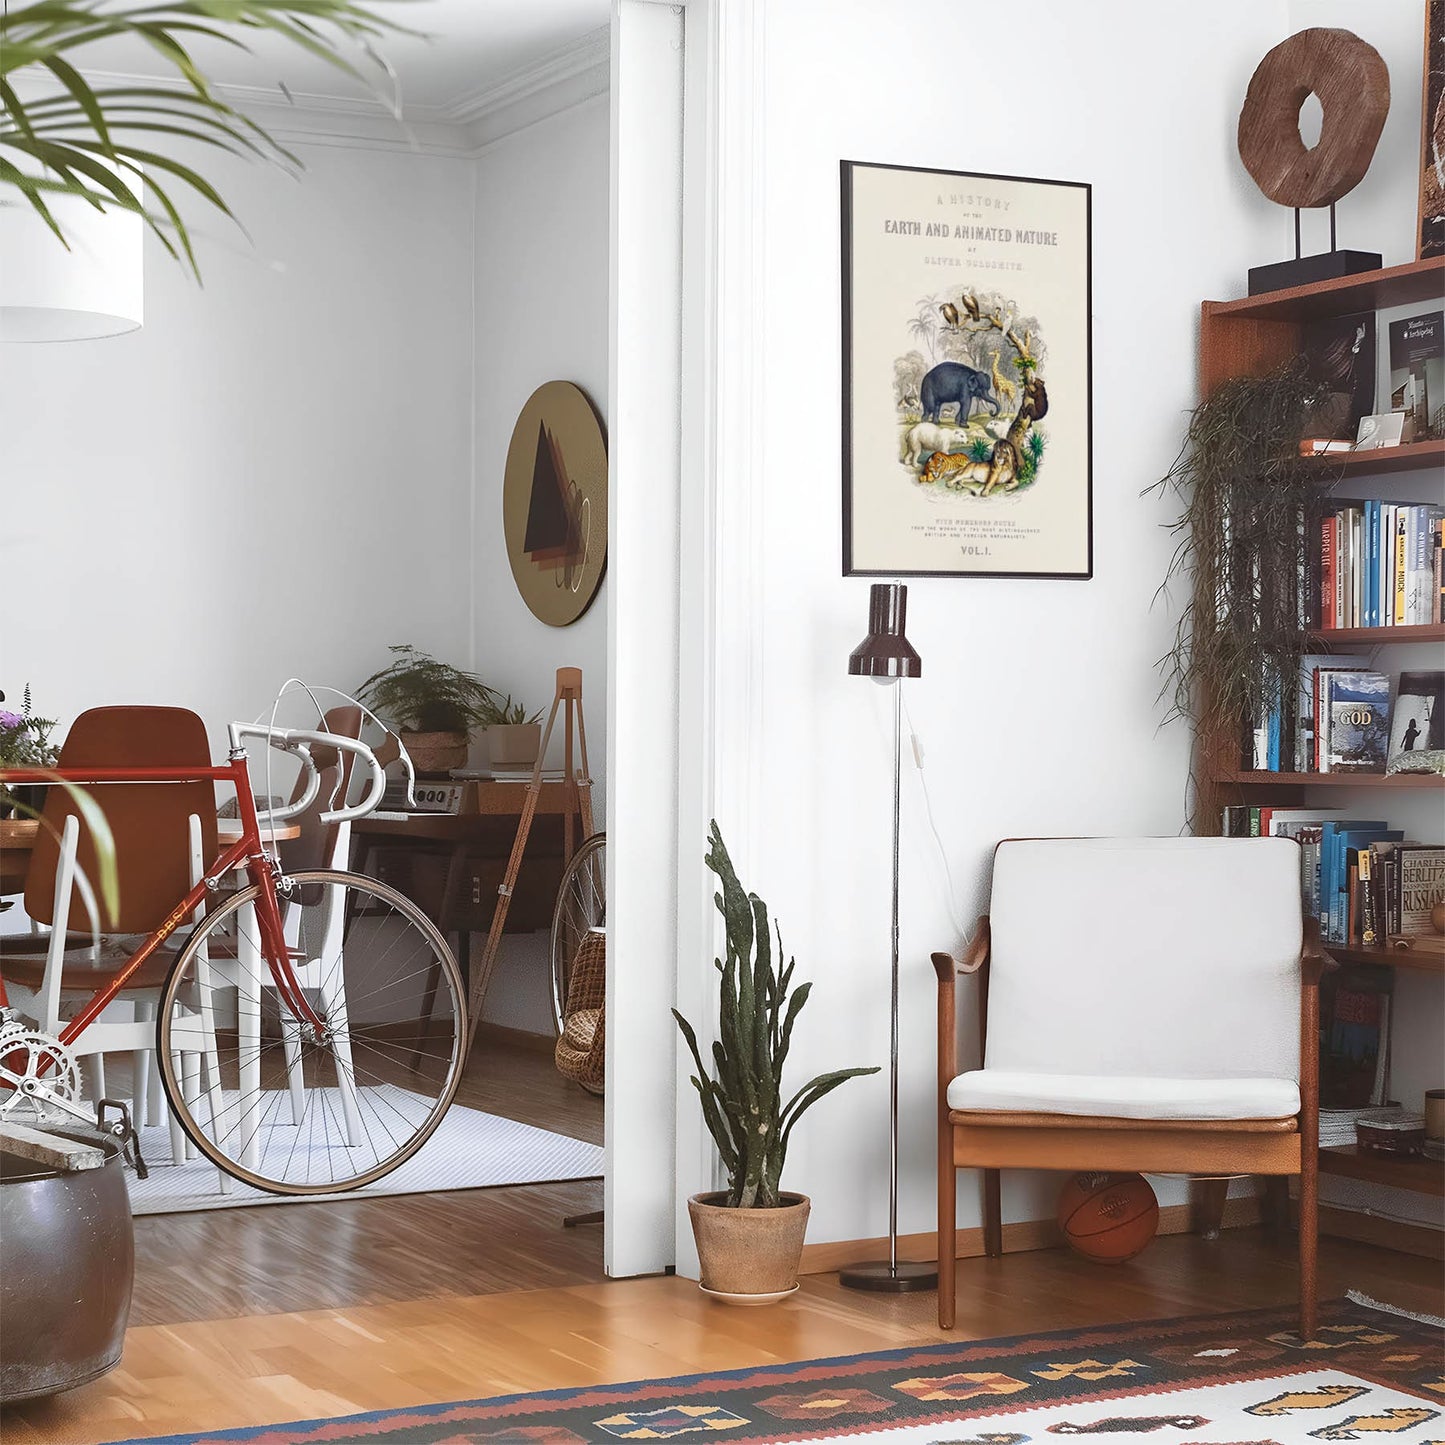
[
  {"xmin": 960, "ymin": 292, "xmax": 981, "ymax": 320},
  {"xmin": 939, "ymin": 302, "xmax": 960, "ymax": 327}
]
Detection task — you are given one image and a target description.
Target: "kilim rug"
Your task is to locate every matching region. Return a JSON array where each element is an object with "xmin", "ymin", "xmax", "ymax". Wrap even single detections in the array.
[{"xmin": 105, "ymin": 1294, "xmax": 1442, "ymax": 1445}]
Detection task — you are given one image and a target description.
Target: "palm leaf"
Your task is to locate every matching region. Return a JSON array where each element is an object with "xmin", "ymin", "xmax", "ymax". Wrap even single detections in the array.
[{"xmin": 0, "ymin": 0, "xmax": 415, "ymax": 278}]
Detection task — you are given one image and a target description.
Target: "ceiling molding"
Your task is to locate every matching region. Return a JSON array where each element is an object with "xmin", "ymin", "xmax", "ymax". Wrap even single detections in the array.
[
  {"xmin": 18, "ymin": 27, "xmax": 612, "ymax": 158},
  {"xmin": 442, "ymin": 25, "xmax": 610, "ymax": 127}
]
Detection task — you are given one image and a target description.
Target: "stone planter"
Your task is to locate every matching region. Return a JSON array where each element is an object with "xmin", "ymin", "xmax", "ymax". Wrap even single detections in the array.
[
  {"xmin": 687, "ymin": 1191, "xmax": 810, "ymax": 1303},
  {"xmin": 486, "ymin": 723, "xmax": 542, "ymax": 770},
  {"xmin": 401, "ymin": 729, "xmax": 469, "ymax": 778},
  {"xmin": 0, "ymin": 1127, "xmax": 134, "ymax": 1402}
]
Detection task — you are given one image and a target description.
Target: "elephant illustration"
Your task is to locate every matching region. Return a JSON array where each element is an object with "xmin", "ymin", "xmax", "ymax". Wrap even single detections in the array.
[{"xmin": 920, "ymin": 361, "xmax": 999, "ymax": 423}]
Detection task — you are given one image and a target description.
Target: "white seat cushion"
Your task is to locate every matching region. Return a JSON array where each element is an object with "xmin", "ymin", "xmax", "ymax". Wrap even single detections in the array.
[{"xmin": 947, "ymin": 1069, "xmax": 1300, "ymax": 1121}]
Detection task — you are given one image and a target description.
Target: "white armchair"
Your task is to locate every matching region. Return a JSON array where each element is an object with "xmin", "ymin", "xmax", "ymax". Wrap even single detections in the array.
[{"xmin": 933, "ymin": 837, "xmax": 1321, "ymax": 1337}]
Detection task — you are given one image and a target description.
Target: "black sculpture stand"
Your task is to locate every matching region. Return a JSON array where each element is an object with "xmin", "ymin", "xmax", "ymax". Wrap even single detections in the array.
[{"xmin": 1247, "ymin": 201, "xmax": 1380, "ymax": 295}]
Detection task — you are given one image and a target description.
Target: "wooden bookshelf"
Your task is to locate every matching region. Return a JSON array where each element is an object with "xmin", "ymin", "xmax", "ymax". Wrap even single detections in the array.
[
  {"xmin": 1310, "ymin": 438, "xmax": 1445, "ymax": 479},
  {"xmin": 1194, "ymin": 261, "xmax": 1445, "ymax": 1249},
  {"xmin": 1323, "ymin": 943, "xmax": 1445, "ymax": 976},
  {"xmin": 1306, "ymin": 623, "xmax": 1445, "ymax": 646},
  {"xmin": 1206, "ymin": 255, "xmax": 1445, "ymax": 324},
  {"xmin": 1319, "ymin": 1145, "xmax": 1445, "ymax": 1197},
  {"xmin": 1213, "ymin": 770, "xmax": 1445, "ymax": 789}
]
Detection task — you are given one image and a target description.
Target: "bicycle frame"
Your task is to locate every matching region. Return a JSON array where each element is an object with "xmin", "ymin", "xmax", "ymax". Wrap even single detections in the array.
[{"xmin": 0, "ymin": 751, "xmax": 326, "ymax": 1044}]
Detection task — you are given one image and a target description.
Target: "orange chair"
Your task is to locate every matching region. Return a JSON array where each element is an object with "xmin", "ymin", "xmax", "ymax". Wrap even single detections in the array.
[{"xmin": 1, "ymin": 706, "xmax": 220, "ymax": 1165}]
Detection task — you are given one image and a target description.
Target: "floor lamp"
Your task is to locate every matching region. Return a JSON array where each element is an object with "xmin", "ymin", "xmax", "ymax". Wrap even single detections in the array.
[{"xmin": 839, "ymin": 582, "xmax": 937, "ymax": 1293}]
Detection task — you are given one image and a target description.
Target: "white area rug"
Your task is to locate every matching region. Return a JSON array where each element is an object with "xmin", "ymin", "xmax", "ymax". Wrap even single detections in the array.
[{"xmin": 125, "ymin": 1101, "xmax": 603, "ymax": 1215}]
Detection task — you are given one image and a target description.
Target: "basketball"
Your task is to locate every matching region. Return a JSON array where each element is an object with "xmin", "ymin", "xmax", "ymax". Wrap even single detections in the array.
[{"xmin": 1056, "ymin": 1172, "xmax": 1159, "ymax": 1264}]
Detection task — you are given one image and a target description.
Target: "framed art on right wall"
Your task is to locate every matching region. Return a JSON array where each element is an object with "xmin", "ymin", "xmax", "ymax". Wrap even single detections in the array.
[
  {"xmin": 840, "ymin": 161, "xmax": 1092, "ymax": 580},
  {"xmin": 1421, "ymin": 0, "xmax": 1445, "ymax": 259}
]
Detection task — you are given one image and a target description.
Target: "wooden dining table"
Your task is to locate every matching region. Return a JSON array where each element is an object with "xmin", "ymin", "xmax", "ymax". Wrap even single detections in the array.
[{"xmin": 0, "ymin": 816, "xmax": 300, "ymax": 898}]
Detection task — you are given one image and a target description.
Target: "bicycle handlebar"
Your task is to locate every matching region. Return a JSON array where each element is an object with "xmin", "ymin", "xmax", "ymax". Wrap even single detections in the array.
[{"xmin": 226, "ymin": 722, "xmax": 398, "ymax": 826}]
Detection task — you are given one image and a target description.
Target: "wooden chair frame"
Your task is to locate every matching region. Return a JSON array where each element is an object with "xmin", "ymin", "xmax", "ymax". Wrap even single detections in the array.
[{"xmin": 932, "ymin": 914, "xmax": 1324, "ymax": 1338}]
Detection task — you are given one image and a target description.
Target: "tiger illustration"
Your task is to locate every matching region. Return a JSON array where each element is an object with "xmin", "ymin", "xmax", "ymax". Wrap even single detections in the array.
[{"xmin": 920, "ymin": 451, "xmax": 989, "ymax": 491}]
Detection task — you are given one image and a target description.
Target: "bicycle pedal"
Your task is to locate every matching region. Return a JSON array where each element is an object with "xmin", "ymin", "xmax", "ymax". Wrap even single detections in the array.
[{"xmin": 97, "ymin": 1098, "xmax": 148, "ymax": 1180}]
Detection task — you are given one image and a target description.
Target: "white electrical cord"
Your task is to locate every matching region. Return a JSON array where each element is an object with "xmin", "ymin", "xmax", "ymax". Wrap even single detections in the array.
[{"xmin": 898, "ymin": 688, "xmax": 970, "ymax": 941}]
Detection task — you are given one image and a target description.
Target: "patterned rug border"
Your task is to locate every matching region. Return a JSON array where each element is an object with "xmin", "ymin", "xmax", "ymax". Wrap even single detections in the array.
[{"xmin": 103, "ymin": 1294, "xmax": 1442, "ymax": 1445}]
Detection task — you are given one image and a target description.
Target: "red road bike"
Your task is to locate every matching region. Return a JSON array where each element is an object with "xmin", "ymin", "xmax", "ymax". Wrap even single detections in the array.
[{"xmin": 0, "ymin": 722, "xmax": 466, "ymax": 1194}]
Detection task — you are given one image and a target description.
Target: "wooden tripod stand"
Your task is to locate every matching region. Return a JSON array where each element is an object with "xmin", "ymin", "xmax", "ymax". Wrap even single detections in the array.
[{"xmin": 465, "ymin": 667, "xmax": 594, "ymax": 1052}]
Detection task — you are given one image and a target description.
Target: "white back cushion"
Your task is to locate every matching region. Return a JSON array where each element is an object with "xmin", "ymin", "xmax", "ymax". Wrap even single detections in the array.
[{"xmin": 985, "ymin": 838, "xmax": 1302, "ymax": 1082}]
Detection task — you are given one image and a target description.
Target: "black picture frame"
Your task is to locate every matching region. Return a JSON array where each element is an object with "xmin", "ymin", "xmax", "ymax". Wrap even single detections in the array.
[{"xmin": 841, "ymin": 159, "xmax": 1093, "ymax": 580}]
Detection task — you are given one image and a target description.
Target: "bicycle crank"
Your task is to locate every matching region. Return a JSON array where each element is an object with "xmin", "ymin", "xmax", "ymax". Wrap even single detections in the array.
[{"xmin": 0, "ymin": 1025, "xmax": 91, "ymax": 1128}]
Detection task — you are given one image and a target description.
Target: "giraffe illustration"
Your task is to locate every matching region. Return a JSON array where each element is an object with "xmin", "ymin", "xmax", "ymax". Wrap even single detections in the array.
[{"xmin": 990, "ymin": 350, "xmax": 1018, "ymax": 411}]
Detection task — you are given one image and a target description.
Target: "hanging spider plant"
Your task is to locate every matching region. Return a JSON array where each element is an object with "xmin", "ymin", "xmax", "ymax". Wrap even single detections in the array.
[
  {"xmin": 1146, "ymin": 359, "xmax": 1334, "ymax": 811},
  {"xmin": 0, "ymin": 0, "xmax": 412, "ymax": 278}
]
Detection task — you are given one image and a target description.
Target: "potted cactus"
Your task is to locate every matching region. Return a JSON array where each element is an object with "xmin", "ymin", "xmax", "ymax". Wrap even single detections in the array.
[{"xmin": 673, "ymin": 823, "xmax": 878, "ymax": 1303}]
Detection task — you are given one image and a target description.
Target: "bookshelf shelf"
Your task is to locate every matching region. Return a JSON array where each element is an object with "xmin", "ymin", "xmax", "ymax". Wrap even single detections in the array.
[
  {"xmin": 1205, "ymin": 256, "xmax": 1445, "ymax": 324},
  {"xmin": 1310, "ymin": 438, "xmax": 1445, "ymax": 479},
  {"xmin": 1319, "ymin": 1144, "xmax": 1445, "ymax": 1197},
  {"xmin": 1323, "ymin": 943, "xmax": 1445, "ymax": 976},
  {"xmin": 1213, "ymin": 770, "xmax": 1445, "ymax": 789},
  {"xmin": 1307, "ymin": 623, "xmax": 1445, "ymax": 645}
]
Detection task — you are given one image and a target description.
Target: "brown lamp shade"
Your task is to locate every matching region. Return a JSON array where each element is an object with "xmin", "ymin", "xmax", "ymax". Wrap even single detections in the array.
[{"xmin": 848, "ymin": 582, "xmax": 921, "ymax": 680}]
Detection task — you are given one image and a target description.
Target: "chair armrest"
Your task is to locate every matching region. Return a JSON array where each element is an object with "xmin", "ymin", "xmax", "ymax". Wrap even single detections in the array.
[
  {"xmin": 931, "ymin": 916, "xmax": 991, "ymax": 981},
  {"xmin": 1300, "ymin": 915, "xmax": 1330, "ymax": 987}
]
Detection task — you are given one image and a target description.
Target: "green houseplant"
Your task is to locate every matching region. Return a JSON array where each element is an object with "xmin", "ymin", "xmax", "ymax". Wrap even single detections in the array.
[
  {"xmin": 673, "ymin": 822, "xmax": 878, "ymax": 1301},
  {"xmin": 1, "ymin": 1, "xmax": 405, "ymax": 278},
  {"xmin": 357, "ymin": 646, "xmax": 496, "ymax": 777}
]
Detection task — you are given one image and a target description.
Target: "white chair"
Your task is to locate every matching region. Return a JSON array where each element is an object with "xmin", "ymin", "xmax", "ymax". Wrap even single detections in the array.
[{"xmin": 932, "ymin": 836, "xmax": 1321, "ymax": 1337}]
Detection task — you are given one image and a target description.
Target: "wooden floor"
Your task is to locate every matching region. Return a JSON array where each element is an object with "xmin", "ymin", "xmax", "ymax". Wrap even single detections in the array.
[
  {"xmin": 131, "ymin": 1026, "xmax": 606, "ymax": 1325},
  {"xmin": 5, "ymin": 1039, "xmax": 1444, "ymax": 1443},
  {"xmin": 5, "ymin": 1230, "xmax": 1442, "ymax": 1445}
]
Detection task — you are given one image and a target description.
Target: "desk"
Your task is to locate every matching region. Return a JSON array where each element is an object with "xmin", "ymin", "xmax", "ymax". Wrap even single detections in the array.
[{"xmin": 351, "ymin": 780, "xmax": 588, "ymax": 990}]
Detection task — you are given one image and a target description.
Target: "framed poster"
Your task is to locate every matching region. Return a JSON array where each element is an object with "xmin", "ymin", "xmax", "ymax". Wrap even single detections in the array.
[
  {"xmin": 841, "ymin": 161, "xmax": 1092, "ymax": 579},
  {"xmin": 1420, "ymin": 0, "xmax": 1445, "ymax": 259}
]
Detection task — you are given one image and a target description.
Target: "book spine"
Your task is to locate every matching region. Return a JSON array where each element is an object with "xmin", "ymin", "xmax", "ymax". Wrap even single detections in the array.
[
  {"xmin": 1338, "ymin": 511, "xmax": 1350, "ymax": 629},
  {"xmin": 1318, "ymin": 673, "xmax": 1331, "ymax": 773},
  {"xmin": 1405, "ymin": 506, "xmax": 1422, "ymax": 625},
  {"xmin": 1379, "ymin": 504, "xmax": 1394, "ymax": 626},
  {"xmin": 1364, "ymin": 500, "xmax": 1377, "ymax": 629},
  {"xmin": 1360, "ymin": 848, "xmax": 1377, "ymax": 947},
  {"xmin": 1394, "ymin": 511, "xmax": 1408, "ymax": 625},
  {"xmin": 1321, "ymin": 515, "xmax": 1335, "ymax": 629},
  {"xmin": 1435, "ymin": 517, "xmax": 1444, "ymax": 625}
]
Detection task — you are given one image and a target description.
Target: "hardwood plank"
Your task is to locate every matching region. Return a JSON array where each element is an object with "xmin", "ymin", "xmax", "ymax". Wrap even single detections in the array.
[{"xmin": 4, "ymin": 1231, "xmax": 1441, "ymax": 1445}]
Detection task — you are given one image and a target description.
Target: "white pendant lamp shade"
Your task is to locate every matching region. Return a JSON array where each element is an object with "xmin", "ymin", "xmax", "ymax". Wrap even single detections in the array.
[{"xmin": 0, "ymin": 174, "xmax": 143, "ymax": 342}]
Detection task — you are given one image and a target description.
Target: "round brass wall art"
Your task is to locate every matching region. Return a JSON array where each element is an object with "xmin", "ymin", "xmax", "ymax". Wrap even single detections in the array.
[
  {"xmin": 502, "ymin": 381, "xmax": 608, "ymax": 627},
  {"xmin": 1237, "ymin": 28, "xmax": 1390, "ymax": 209}
]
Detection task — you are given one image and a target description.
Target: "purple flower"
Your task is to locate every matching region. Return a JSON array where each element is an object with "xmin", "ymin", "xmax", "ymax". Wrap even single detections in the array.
[{"xmin": 0, "ymin": 711, "xmax": 25, "ymax": 730}]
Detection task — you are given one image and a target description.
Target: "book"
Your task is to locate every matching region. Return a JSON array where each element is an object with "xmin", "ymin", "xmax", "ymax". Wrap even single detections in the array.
[
  {"xmin": 1395, "ymin": 844, "xmax": 1445, "ymax": 935},
  {"xmin": 1303, "ymin": 311, "xmax": 1377, "ymax": 440},
  {"xmin": 1319, "ymin": 966, "xmax": 1393, "ymax": 1109},
  {"xmin": 1386, "ymin": 670, "xmax": 1444, "ymax": 767},
  {"xmin": 1296, "ymin": 653, "xmax": 1366, "ymax": 772},
  {"xmin": 1321, "ymin": 671, "xmax": 1390, "ymax": 773},
  {"xmin": 1388, "ymin": 311, "xmax": 1443, "ymax": 440},
  {"xmin": 1406, "ymin": 505, "xmax": 1445, "ymax": 623}
]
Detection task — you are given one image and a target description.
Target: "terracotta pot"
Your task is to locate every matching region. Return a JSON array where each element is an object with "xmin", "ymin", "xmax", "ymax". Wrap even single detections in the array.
[
  {"xmin": 687, "ymin": 1191, "xmax": 809, "ymax": 1301},
  {"xmin": 486, "ymin": 723, "xmax": 542, "ymax": 769},
  {"xmin": 401, "ymin": 730, "xmax": 469, "ymax": 778}
]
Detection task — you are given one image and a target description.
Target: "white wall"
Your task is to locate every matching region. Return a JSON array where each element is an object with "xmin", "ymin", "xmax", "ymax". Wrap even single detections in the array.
[
  {"xmin": 0, "ymin": 142, "xmax": 475, "ymax": 742},
  {"xmin": 696, "ymin": 0, "xmax": 1380, "ymax": 1250},
  {"xmin": 469, "ymin": 95, "xmax": 612, "ymax": 1033}
]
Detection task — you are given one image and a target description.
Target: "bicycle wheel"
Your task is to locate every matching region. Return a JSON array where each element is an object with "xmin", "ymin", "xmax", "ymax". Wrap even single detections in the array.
[
  {"xmin": 157, "ymin": 869, "xmax": 466, "ymax": 1194},
  {"xmin": 550, "ymin": 832, "xmax": 606, "ymax": 1034}
]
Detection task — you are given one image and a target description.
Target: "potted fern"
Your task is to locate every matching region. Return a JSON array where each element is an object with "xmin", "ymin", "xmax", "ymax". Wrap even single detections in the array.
[
  {"xmin": 357, "ymin": 646, "xmax": 496, "ymax": 777},
  {"xmin": 673, "ymin": 823, "xmax": 878, "ymax": 1302}
]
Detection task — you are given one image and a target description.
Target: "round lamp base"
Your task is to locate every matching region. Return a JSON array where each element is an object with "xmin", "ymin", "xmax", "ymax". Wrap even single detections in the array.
[{"xmin": 837, "ymin": 1259, "xmax": 938, "ymax": 1293}]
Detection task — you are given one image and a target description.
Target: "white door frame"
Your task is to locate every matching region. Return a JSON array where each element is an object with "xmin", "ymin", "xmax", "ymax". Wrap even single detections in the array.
[{"xmin": 606, "ymin": 0, "xmax": 766, "ymax": 1278}]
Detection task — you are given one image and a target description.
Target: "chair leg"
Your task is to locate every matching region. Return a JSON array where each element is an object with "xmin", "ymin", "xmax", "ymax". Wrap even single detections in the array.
[
  {"xmin": 983, "ymin": 1168, "xmax": 1002, "ymax": 1258},
  {"xmin": 1191, "ymin": 1176, "xmax": 1230, "ymax": 1239},
  {"xmin": 1298, "ymin": 1158, "xmax": 1318, "ymax": 1341},
  {"xmin": 938, "ymin": 1143, "xmax": 956, "ymax": 1329}
]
